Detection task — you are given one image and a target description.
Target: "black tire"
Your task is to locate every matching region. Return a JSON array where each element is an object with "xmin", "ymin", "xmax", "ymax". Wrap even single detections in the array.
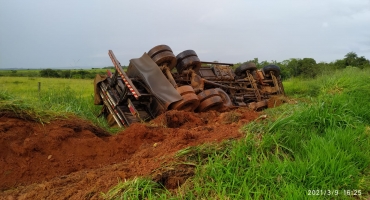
[
  {"xmin": 176, "ymin": 56, "xmax": 201, "ymax": 74},
  {"xmin": 147, "ymin": 45, "xmax": 173, "ymax": 58},
  {"xmin": 234, "ymin": 62, "xmax": 257, "ymax": 76},
  {"xmin": 262, "ymin": 65, "xmax": 280, "ymax": 77},
  {"xmin": 176, "ymin": 50, "xmax": 198, "ymax": 63},
  {"xmin": 151, "ymin": 51, "xmax": 176, "ymax": 70}
]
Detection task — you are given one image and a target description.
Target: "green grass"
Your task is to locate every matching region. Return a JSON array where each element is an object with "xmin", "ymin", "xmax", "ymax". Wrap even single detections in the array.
[
  {"xmin": 0, "ymin": 77, "xmax": 114, "ymax": 131},
  {"xmin": 184, "ymin": 67, "xmax": 370, "ymax": 199},
  {"xmin": 100, "ymin": 178, "xmax": 169, "ymax": 200},
  {"xmin": 102, "ymin": 67, "xmax": 370, "ymax": 199}
]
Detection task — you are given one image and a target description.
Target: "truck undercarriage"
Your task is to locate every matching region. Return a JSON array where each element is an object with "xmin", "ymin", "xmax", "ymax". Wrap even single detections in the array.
[{"xmin": 94, "ymin": 45, "xmax": 285, "ymax": 127}]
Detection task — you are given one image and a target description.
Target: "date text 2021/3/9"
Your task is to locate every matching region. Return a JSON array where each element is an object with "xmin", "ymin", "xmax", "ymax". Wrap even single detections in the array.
[{"xmin": 307, "ymin": 190, "xmax": 361, "ymax": 196}]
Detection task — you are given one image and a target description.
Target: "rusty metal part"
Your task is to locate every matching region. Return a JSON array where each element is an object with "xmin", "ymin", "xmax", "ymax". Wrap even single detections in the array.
[
  {"xmin": 214, "ymin": 88, "xmax": 233, "ymax": 108},
  {"xmin": 165, "ymin": 67, "xmax": 177, "ymax": 88},
  {"xmin": 277, "ymin": 78, "xmax": 285, "ymax": 95},
  {"xmin": 260, "ymin": 86, "xmax": 279, "ymax": 94},
  {"xmin": 197, "ymin": 89, "xmax": 220, "ymax": 103},
  {"xmin": 212, "ymin": 65, "xmax": 235, "ymax": 81},
  {"xmin": 202, "ymin": 79, "xmax": 237, "ymax": 90},
  {"xmin": 270, "ymin": 72, "xmax": 283, "ymax": 95},
  {"xmin": 152, "ymin": 51, "xmax": 177, "ymax": 70},
  {"xmin": 176, "ymin": 85, "xmax": 195, "ymax": 95},
  {"xmin": 160, "ymin": 64, "xmax": 178, "ymax": 88},
  {"xmin": 190, "ymin": 72, "xmax": 204, "ymax": 93},
  {"xmin": 171, "ymin": 85, "xmax": 199, "ymax": 111},
  {"xmin": 197, "ymin": 66, "xmax": 235, "ymax": 81},
  {"xmin": 256, "ymin": 70, "xmax": 265, "ymax": 85},
  {"xmin": 246, "ymin": 72, "xmax": 262, "ymax": 101},
  {"xmin": 197, "ymin": 96, "xmax": 223, "ymax": 112},
  {"xmin": 196, "ymin": 67, "xmax": 215, "ymax": 80},
  {"xmin": 170, "ymin": 93, "xmax": 200, "ymax": 112}
]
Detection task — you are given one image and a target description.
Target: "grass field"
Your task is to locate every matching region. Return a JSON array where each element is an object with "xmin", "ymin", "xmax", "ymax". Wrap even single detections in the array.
[
  {"xmin": 181, "ymin": 67, "xmax": 370, "ymax": 199},
  {"xmin": 1, "ymin": 67, "xmax": 369, "ymax": 199},
  {"xmin": 0, "ymin": 76, "xmax": 113, "ymax": 130}
]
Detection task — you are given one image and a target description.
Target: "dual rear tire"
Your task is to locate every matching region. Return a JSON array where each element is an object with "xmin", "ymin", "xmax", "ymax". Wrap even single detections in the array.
[
  {"xmin": 147, "ymin": 45, "xmax": 201, "ymax": 74},
  {"xmin": 147, "ymin": 45, "xmax": 176, "ymax": 70},
  {"xmin": 170, "ymin": 85, "xmax": 200, "ymax": 112},
  {"xmin": 176, "ymin": 50, "xmax": 201, "ymax": 74},
  {"xmin": 148, "ymin": 45, "xmax": 234, "ymax": 113},
  {"xmin": 196, "ymin": 88, "xmax": 232, "ymax": 112}
]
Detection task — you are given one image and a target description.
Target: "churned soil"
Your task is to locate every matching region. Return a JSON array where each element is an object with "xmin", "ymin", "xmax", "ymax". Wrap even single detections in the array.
[{"xmin": 0, "ymin": 108, "xmax": 260, "ymax": 200}]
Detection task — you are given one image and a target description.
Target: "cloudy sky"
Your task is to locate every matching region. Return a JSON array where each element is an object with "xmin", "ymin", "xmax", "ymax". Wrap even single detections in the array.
[{"xmin": 1, "ymin": 0, "xmax": 369, "ymax": 69}]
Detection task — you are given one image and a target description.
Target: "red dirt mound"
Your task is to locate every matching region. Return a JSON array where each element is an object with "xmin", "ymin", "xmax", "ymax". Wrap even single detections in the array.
[{"xmin": 0, "ymin": 108, "xmax": 260, "ymax": 199}]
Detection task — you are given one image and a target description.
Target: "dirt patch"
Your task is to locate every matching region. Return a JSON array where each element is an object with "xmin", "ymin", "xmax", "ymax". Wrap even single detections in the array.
[{"xmin": 0, "ymin": 108, "xmax": 260, "ymax": 199}]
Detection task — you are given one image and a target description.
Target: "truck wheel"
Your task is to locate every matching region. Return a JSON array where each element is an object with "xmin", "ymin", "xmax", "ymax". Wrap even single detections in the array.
[
  {"xmin": 147, "ymin": 45, "xmax": 173, "ymax": 58},
  {"xmin": 176, "ymin": 50, "xmax": 198, "ymax": 63},
  {"xmin": 170, "ymin": 93, "xmax": 200, "ymax": 112},
  {"xmin": 214, "ymin": 88, "xmax": 233, "ymax": 108},
  {"xmin": 197, "ymin": 96, "xmax": 223, "ymax": 112},
  {"xmin": 151, "ymin": 51, "xmax": 177, "ymax": 70},
  {"xmin": 176, "ymin": 56, "xmax": 201, "ymax": 74},
  {"xmin": 262, "ymin": 65, "xmax": 280, "ymax": 77},
  {"xmin": 176, "ymin": 85, "xmax": 195, "ymax": 95},
  {"xmin": 197, "ymin": 89, "xmax": 219, "ymax": 102},
  {"xmin": 234, "ymin": 62, "xmax": 257, "ymax": 76}
]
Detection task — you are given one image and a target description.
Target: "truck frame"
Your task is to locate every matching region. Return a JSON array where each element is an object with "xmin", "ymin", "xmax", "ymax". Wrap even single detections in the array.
[{"xmin": 94, "ymin": 45, "xmax": 285, "ymax": 127}]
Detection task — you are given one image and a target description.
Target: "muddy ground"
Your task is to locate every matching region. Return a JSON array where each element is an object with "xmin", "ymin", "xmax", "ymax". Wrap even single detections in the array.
[{"xmin": 0, "ymin": 108, "xmax": 260, "ymax": 200}]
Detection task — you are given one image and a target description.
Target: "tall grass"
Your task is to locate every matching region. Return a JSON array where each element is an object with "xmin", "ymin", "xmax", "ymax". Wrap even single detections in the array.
[
  {"xmin": 103, "ymin": 67, "xmax": 370, "ymax": 199},
  {"xmin": 181, "ymin": 67, "xmax": 370, "ymax": 199},
  {"xmin": 0, "ymin": 77, "xmax": 112, "ymax": 130},
  {"xmin": 100, "ymin": 178, "xmax": 169, "ymax": 200}
]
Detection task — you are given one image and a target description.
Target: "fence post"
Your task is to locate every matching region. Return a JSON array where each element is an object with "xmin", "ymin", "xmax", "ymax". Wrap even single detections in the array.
[{"xmin": 38, "ymin": 82, "xmax": 41, "ymax": 98}]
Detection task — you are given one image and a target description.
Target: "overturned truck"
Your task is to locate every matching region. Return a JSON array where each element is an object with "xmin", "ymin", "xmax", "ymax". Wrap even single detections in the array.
[{"xmin": 94, "ymin": 45, "xmax": 285, "ymax": 127}]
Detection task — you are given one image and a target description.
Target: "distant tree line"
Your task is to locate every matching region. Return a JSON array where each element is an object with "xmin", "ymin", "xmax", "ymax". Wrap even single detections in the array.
[
  {"xmin": 1, "ymin": 52, "xmax": 368, "ymax": 79},
  {"xmin": 234, "ymin": 51, "xmax": 370, "ymax": 79},
  {"xmin": 38, "ymin": 69, "xmax": 97, "ymax": 79}
]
